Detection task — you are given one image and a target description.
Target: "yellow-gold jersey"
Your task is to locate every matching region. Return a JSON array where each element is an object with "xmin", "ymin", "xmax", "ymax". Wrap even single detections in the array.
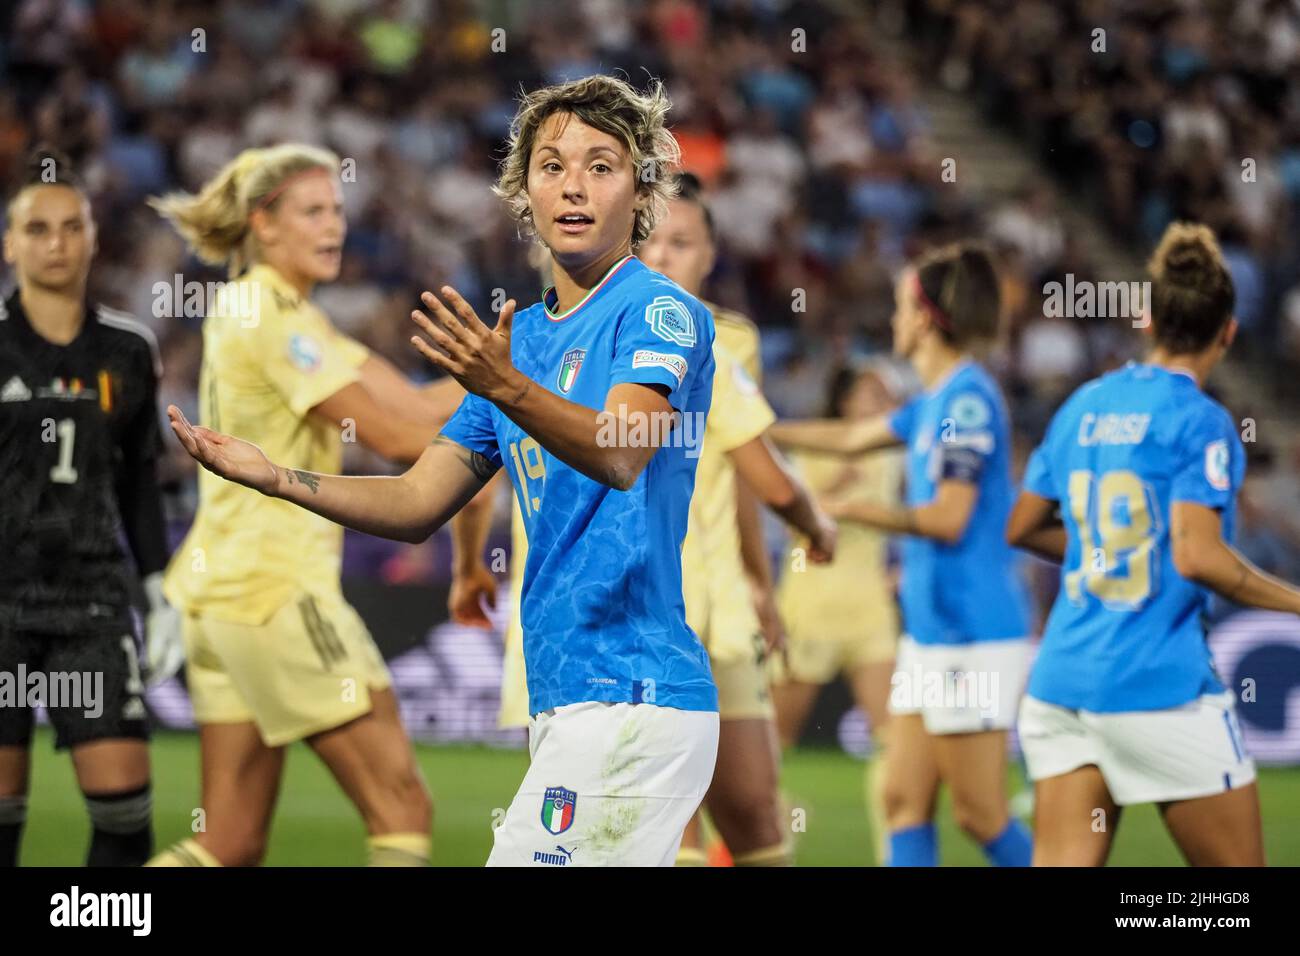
[
  {"xmin": 498, "ymin": 500, "xmax": 530, "ymax": 729},
  {"xmin": 163, "ymin": 263, "xmax": 370, "ymax": 625},
  {"xmin": 711, "ymin": 304, "xmax": 762, "ymax": 384},
  {"xmin": 681, "ymin": 308, "xmax": 776, "ymax": 662},
  {"xmin": 777, "ymin": 448, "xmax": 903, "ymax": 653}
]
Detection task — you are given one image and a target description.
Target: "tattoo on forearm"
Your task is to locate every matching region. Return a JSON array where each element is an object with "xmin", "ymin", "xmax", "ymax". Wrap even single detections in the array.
[
  {"xmin": 506, "ymin": 380, "xmax": 531, "ymax": 405},
  {"xmin": 433, "ymin": 435, "xmax": 499, "ymax": 482},
  {"xmin": 287, "ymin": 469, "xmax": 320, "ymax": 494}
]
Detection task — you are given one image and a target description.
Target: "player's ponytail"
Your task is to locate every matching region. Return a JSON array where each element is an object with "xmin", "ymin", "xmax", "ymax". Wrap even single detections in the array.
[
  {"xmin": 1146, "ymin": 221, "xmax": 1234, "ymax": 354},
  {"xmin": 913, "ymin": 241, "xmax": 1001, "ymax": 347},
  {"xmin": 149, "ymin": 144, "xmax": 340, "ymax": 278}
]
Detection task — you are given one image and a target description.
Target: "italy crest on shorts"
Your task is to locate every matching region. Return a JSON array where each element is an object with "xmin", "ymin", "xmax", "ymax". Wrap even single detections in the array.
[
  {"xmin": 541, "ymin": 787, "xmax": 576, "ymax": 834},
  {"xmin": 557, "ymin": 348, "xmax": 585, "ymax": 394}
]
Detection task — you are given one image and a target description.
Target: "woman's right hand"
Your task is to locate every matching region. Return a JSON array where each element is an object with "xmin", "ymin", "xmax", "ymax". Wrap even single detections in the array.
[
  {"xmin": 167, "ymin": 405, "xmax": 280, "ymax": 496},
  {"xmin": 449, "ymin": 560, "xmax": 499, "ymax": 628}
]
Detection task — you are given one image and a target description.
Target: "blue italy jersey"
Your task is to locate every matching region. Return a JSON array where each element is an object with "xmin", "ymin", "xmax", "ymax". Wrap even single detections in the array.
[
  {"xmin": 441, "ymin": 255, "xmax": 718, "ymax": 715},
  {"xmin": 887, "ymin": 360, "xmax": 1031, "ymax": 644},
  {"xmin": 1023, "ymin": 363, "xmax": 1242, "ymax": 711}
]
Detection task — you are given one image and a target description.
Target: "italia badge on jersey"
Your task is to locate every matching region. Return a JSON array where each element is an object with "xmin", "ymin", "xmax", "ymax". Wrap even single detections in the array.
[
  {"xmin": 557, "ymin": 348, "xmax": 585, "ymax": 394},
  {"xmin": 541, "ymin": 787, "xmax": 576, "ymax": 835}
]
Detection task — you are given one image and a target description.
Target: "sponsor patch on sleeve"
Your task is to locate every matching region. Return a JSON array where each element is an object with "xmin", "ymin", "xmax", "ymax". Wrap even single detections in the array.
[
  {"xmin": 1205, "ymin": 438, "xmax": 1231, "ymax": 491},
  {"xmin": 949, "ymin": 392, "xmax": 991, "ymax": 429},
  {"xmin": 632, "ymin": 349, "xmax": 688, "ymax": 386},
  {"xmin": 288, "ymin": 333, "xmax": 323, "ymax": 372},
  {"xmin": 644, "ymin": 296, "xmax": 696, "ymax": 347}
]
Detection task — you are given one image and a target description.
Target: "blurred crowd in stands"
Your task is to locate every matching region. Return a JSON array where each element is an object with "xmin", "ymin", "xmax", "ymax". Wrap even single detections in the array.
[
  {"xmin": 911, "ymin": 0, "xmax": 1300, "ymax": 377},
  {"xmin": 908, "ymin": 0, "xmax": 1300, "ymax": 610},
  {"xmin": 2, "ymin": 0, "xmax": 1298, "ymax": 596}
]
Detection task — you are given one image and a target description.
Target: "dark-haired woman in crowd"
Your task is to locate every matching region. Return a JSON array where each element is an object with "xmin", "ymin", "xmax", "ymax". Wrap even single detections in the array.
[
  {"xmin": 772, "ymin": 242, "xmax": 1034, "ymax": 867},
  {"xmin": 1008, "ymin": 223, "xmax": 1292, "ymax": 866}
]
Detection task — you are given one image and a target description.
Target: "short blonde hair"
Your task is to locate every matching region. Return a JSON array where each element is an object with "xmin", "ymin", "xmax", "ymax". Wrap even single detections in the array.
[
  {"xmin": 149, "ymin": 144, "xmax": 340, "ymax": 278},
  {"xmin": 493, "ymin": 74, "xmax": 681, "ymax": 246}
]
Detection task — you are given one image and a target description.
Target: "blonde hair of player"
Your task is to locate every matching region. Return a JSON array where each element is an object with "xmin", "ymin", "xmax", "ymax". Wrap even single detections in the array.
[
  {"xmin": 144, "ymin": 143, "xmax": 442, "ymax": 868},
  {"xmin": 492, "ymin": 73, "xmax": 680, "ymax": 246},
  {"xmin": 149, "ymin": 144, "xmax": 340, "ymax": 278}
]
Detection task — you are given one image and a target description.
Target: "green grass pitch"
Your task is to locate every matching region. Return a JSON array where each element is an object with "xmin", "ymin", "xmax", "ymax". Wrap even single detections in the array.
[{"xmin": 19, "ymin": 729, "xmax": 1300, "ymax": 865}]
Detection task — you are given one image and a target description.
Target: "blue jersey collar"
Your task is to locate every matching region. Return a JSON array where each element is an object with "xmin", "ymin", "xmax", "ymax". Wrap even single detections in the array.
[
  {"xmin": 1126, "ymin": 360, "xmax": 1198, "ymax": 384},
  {"xmin": 542, "ymin": 255, "xmax": 638, "ymax": 322},
  {"xmin": 925, "ymin": 357, "xmax": 974, "ymax": 396}
]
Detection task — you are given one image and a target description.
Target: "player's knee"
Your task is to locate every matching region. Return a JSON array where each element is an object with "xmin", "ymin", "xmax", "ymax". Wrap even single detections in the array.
[
  {"xmin": 714, "ymin": 772, "xmax": 776, "ymax": 812},
  {"xmin": 206, "ymin": 833, "xmax": 268, "ymax": 867},
  {"xmin": 371, "ymin": 761, "xmax": 432, "ymax": 832},
  {"xmin": 403, "ymin": 771, "xmax": 433, "ymax": 830},
  {"xmin": 207, "ymin": 821, "xmax": 271, "ymax": 867},
  {"xmin": 882, "ymin": 778, "xmax": 923, "ymax": 825},
  {"xmin": 949, "ymin": 794, "xmax": 1005, "ymax": 843},
  {"xmin": 1189, "ymin": 837, "xmax": 1263, "ymax": 868},
  {"xmin": 234, "ymin": 830, "xmax": 273, "ymax": 867},
  {"xmin": 710, "ymin": 787, "xmax": 782, "ymax": 849},
  {"xmin": 1033, "ymin": 840, "xmax": 1101, "ymax": 868}
]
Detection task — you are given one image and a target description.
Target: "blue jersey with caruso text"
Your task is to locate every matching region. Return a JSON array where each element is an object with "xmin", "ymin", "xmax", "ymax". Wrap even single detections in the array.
[
  {"xmin": 887, "ymin": 360, "xmax": 1031, "ymax": 645},
  {"xmin": 440, "ymin": 256, "xmax": 718, "ymax": 715},
  {"xmin": 1022, "ymin": 363, "xmax": 1241, "ymax": 712}
]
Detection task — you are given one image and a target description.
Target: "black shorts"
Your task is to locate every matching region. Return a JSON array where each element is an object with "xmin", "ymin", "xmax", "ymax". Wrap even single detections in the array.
[{"xmin": 0, "ymin": 620, "xmax": 149, "ymax": 750}]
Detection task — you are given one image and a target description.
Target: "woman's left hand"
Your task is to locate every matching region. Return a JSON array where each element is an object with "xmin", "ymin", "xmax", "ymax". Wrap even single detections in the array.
[{"xmin": 410, "ymin": 286, "xmax": 525, "ymax": 404}]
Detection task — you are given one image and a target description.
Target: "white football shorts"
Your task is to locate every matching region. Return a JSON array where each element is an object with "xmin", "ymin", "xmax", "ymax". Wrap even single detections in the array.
[
  {"xmin": 888, "ymin": 635, "xmax": 1032, "ymax": 734},
  {"xmin": 1018, "ymin": 690, "xmax": 1257, "ymax": 805},
  {"xmin": 486, "ymin": 701, "xmax": 719, "ymax": 867}
]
